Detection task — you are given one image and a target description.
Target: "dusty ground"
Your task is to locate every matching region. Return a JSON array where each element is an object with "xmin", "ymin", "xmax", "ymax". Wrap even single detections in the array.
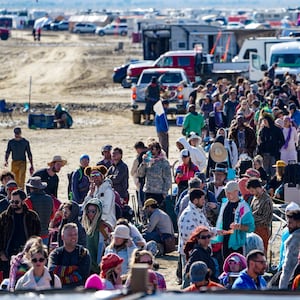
[
  {"xmin": 0, "ymin": 29, "xmax": 182, "ymax": 290},
  {"xmin": 0, "ymin": 30, "xmax": 281, "ymax": 290}
]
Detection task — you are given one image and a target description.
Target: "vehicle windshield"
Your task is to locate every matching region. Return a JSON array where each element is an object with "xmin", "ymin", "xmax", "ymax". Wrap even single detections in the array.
[
  {"xmin": 270, "ymin": 53, "xmax": 300, "ymax": 68},
  {"xmin": 140, "ymin": 72, "xmax": 187, "ymax": 85}
]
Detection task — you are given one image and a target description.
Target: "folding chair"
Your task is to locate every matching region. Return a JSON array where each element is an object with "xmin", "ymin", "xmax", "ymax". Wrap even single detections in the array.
[{"xmin": 0, "ymin": 99, "xmax": 13, "ymax": 121}]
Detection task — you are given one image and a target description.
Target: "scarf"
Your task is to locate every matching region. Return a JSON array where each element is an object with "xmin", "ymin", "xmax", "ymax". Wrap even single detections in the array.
[{"xmin": 283, "ymin": 126, "xmax": 292, "ymax": 149}]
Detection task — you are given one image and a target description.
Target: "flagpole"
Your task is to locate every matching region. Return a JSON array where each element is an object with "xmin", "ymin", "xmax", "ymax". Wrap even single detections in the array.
[{"xmin": 28, "ymin": 76, "xmax": 32, "ymax": 111}]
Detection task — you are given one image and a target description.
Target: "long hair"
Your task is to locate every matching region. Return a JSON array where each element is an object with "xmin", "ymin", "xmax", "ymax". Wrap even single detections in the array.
[
  {"xmin": 184, "ymin": 226, "xmax": 210, "ymax": 260},
  {"xmin": 82, "ymin": 204, "xmax": 102, "ymax": 235}
]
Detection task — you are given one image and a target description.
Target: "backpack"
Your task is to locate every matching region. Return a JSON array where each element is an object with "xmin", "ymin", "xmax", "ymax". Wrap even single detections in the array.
[{"xmin": 67, "ymin": 168, "xmax": 83, "ymax": 200}]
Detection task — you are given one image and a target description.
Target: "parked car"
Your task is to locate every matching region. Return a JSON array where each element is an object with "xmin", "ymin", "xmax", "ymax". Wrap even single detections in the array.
[
  {"xmin": 0, "ymin": 27, "xmax": 10, "ymax": 40},
  {"xmin": 96, "ymin": 23, "xmax": 128, "ymax": 36},
  {"xmin": 73, "ymin": 23, "xmax": 96, "ymax": 34},
  {"xmin": 113, "ymin": 59, "xmax": 145, "ymax": 88},
  {"xmin": 131, "ymin": 68, "xmax": 192, "ymax": 124},
  {"xmin": 51, "ymin": 20, "xmax": 69, "ymax": 31}
]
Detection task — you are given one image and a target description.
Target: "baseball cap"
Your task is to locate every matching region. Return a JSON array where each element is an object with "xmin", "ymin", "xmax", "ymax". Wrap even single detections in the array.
[{"xmin": 181, "ymin": 149, "xmax": 190, "ymax": 158}]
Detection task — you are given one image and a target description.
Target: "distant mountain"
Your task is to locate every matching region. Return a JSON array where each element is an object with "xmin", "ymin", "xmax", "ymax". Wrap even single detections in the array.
[{"xmin": 0, "ymin": 0, "xmax": 299, "ymax": 10}]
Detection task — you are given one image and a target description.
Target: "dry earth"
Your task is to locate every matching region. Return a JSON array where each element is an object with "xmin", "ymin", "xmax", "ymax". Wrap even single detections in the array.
[
  {"xmin": 0, "ymin": 30, "xmax": 281, "ymax": 290},
  {"xmin": 0, "ymin": 29, "xmax": 181, "ymax": 290}
]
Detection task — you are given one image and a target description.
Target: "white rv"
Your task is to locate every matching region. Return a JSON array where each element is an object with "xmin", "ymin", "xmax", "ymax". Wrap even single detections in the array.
[
  {"xmin": 249, "ymin": 41, "xmax": 300, "ymax": 82},
  {"xmin": 233, "ymin": 36, "xmax": 300, "ymax": 63}
]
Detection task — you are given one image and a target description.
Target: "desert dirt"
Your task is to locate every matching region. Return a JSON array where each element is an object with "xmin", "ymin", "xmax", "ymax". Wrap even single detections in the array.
[
  {"xmin": 0, "ymin": 30, "xmax": 281, "ymax": 290},
  {"xmin": 0, "ymin": 29, "xmax": 182, "ymax": 290}
]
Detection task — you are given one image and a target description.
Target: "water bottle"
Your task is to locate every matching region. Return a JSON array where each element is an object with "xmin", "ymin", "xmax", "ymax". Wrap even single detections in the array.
[{"xmin": 144, "ymin": 150, "xmax": 152, "ymax": 163}]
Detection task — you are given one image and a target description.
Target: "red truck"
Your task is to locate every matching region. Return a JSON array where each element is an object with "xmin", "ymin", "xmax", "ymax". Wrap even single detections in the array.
[{"xmin": 126, "ymin": 50, "xmax": 249, "ymax": 84}]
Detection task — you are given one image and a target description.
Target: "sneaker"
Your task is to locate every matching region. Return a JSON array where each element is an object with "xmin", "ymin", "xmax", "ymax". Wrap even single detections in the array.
[
  {"xmin": 176, "ymin": 278, "xmax": 182, "ymax": 285},
  {"xmin": 143, "ymin": 120, "xmax": 152, "ymax": 125}
]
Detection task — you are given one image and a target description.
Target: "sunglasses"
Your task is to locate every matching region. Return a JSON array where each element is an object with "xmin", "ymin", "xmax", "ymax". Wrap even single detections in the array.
[
  {"xmin": 229, "ymin": 261, "xmax": 239, "ymax": 265},
  {"xmin": 32, "ymin": 257, "xmax": 46, "ymax": 263},
  {"xmin": 10, "ymin": 200, "xmax": 20, "ymax": 205},
  {"xmin": 90, "ymin": 173, "xmax": 101, "ymax": 177},
  {"xmin": 87, "ymin": 209, "xmax": 97, "ymax": 214},
  {"xmin": 198, "ymin": 235, "xmax": 212, "ymax": 240}
]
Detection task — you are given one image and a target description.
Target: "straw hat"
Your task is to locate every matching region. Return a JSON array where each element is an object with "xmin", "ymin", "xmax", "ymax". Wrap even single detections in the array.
[
  {"xmin": 209, "ymin": 142, "xmax": 228, "ymax": 162},
  {"xmin": 47, "ymin": 155, "xmax": 67, "ymax": 166}
]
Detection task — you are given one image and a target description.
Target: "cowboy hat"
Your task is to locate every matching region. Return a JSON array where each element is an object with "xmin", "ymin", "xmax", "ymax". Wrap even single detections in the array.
[
  {"xmin": 26, "ymin": 176, "xmax": 47, "ymax": 190},
  {"xmin": 209, "ymin": 142, "xmax": 228, "ymax": 163},
  {"xmin": 47, "ymin": 155, "xmax": 67, "ymax": 166}
]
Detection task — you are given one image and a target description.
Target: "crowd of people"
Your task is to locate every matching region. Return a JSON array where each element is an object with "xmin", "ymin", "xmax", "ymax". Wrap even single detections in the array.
[{"xmin": 1, "ymin": 72, "xmax": 300, "ymax": 294}]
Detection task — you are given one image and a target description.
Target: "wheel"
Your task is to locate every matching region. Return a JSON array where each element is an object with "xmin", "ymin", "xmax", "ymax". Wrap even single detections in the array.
[
  {"xmin": 75, "ymin": 30, "xmax": 80, "ymax": 34},
  {"xmin": 0, "ymin": 33, "xmax": 9, "ymax": 40},
  {"xmin": 98, "ymin": 31, "xmax": 104, "ymax": 36},
  {"xmin": 132, "ymin": 110, "xmax": 142, "ymax": 124},
  {"xmin": 120, "ymin": 31, "xmax": 127, "ymax": 36},
  {"xmin": 121, "ymin": 77, "xmax": 131, "ymax": 88}
]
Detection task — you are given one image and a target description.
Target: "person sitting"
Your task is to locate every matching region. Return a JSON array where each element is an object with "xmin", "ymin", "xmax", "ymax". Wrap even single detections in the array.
[
  {"xmin": 183, "ymin": 261, "xmax": 224, "ymax": 292},
  {"xmin": 232, "ymin": 249, "xmax": 267, "ymax": 290},
  {"xmin": 218, "ymin": 252, "xmax": 247, "ymax": 288},
  {"xmin": 85, "ymin": 253, "xmax": 124, "ymax": 290},
  {"xmin": 142, "ymin": 198, "xmax": 175, "ymax": 252},
  {"xmin": 48, "ymin": 223, "xmax": 91, "ymax": 289},
  {"xmin": 15, "ymin": 244, "xmax": 61, "ymax": 290},
  {"xmin": 104, "ymin": 225, "xmax": 137, "ymax": 277},
  {"xmin": 54, "ymin": 104, "xmax": 73, "ymax": 129}
]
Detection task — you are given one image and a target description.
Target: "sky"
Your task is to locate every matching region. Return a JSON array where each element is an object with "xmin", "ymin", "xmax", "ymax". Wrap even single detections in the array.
[{"xmin": 1, "ymin": 0, "xmax": 300, "ymax": 11}]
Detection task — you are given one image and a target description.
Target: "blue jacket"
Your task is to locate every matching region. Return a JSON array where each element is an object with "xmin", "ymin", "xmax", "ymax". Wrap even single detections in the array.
[
  {"xmin": 155, "ymin": 111, "xmax": 168, "ymax": 133},
  {"xmin": 232, "ymin": 269, "xmax": 267, "ymax": 290},
  {"xmin": 291, "ymin": 109, "xmax": 300, "ymax": 128},
  {"xmin": 212, "ymin": 197, "xmax": 255, "ymax": 250}
]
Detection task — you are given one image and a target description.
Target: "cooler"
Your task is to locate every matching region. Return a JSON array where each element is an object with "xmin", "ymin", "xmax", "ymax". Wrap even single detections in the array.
[{"xmin": 28, "ymin": 114, "xmax": 55, "ymax": 129}]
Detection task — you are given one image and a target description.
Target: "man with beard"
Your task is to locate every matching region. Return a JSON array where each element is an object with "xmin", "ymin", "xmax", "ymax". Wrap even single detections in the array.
[
  {"xmin": 232, "ymin": 249, "xmax": 267, "ymax": 290},
  {"xmin": 279, "ymin": 209, "xmax": 300, "ymax": 289},
  {"xmin": 107, "ymin": 147, "xmax": 129, "ymax": 205},
  {"xmin": 142, "ymin": 198, "xmax": 174, "ymax": 245},
  {"xmin": 0, "ymin": 189, "xmax": 41, "ymax": 278},
  {"xmin": 178, "ymin": 189, "xmax": 212, "ymax": 285},
  {"xmin": 32, "ymin": 155, "xmax": 67, "ymax": 198}
]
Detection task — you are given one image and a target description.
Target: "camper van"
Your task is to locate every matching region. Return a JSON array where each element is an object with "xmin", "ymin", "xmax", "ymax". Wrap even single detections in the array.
[
  {"xmin": 233, "ymin": 36, "xmax": 300, "ymax": 63},
  {"xmin": 249, "ymin": 41, "xmax": 300, "ymax": 82}
]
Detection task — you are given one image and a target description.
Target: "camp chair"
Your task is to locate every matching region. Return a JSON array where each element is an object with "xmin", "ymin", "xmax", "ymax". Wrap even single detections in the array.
[{"xmin": 0, "ymin": 99, "xmax": 13, "ymax": 121}]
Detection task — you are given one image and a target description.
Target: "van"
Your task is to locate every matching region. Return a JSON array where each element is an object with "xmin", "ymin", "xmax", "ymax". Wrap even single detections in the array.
[{"xmin": 249, "ymin": 41, "xmax": 300, "ymax": 82}]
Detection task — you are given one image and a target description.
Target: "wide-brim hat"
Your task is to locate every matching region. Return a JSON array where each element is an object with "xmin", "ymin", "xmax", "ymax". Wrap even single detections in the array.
[
  {"xmin": 47, "ymin": 155, "xmax": 67, "ymax": 166},
  {"xmin": 143, "ymin": 198, "xmax": 158, "ymax": 210},
  {"xmin": 210, "ymin": 142, "xmax": 228, "ymax": 163},
  {"xmin": 272, "ymin": 160, "xmax": 286, "ymax": 168},
  {"xmin": 26, "ymin": 176, "xmax": 47, "ymax": 190}
]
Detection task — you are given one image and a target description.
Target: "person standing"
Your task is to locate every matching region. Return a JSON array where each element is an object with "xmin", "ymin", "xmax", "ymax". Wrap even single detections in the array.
[
  {"xmin": 25, "ymin": 176, "xmax": 53, "ymax": 244},
  {"xmin": 107, "ymin": 147, "xmax": 129, "ymax": 205},
  {"xmin": 97, "ymin": 145, "xmax": 113, "ymax": 169},
  {"xmin": 33, "ymin": 155, "xmax": 67, "ymax": 198},
  {"xmin": 137, "ymin": 141, "xmax": 172, "ymax": 206},
  {"xmin": 223, "ymin": 88, "xmax": 239, "ymax": 128},
  {"xmin": 0, "ymin": 189, "xmax": 41, "ymax": 278},
  {"xmin": 182, "ymin": 104, "xmax": 205, "ymax": 137},
  {"xmin": 144, "ymin": 76, "xmax": 160, "ymax": 125},
  {"xmin": 279, "ymin": 209, "xmax": 300, "ymax": 289},
  {"xmin": 246, "ymin": 178, "xmax": 273, "ymax": 254},
  {"xmin": 212, "ymin": 181, "xmax": 255, "ymax": 261},
  {"xmin": 232, "ymin": 249, "xmax": 267, "ymax": 290},
  {"xmin": 5, "ymin": 127, "xmax": 34, "ymax": 189},
  {"xmin": 70, "ymin": 154, "xmax": 90, "ymax": 204},
  {"xmin": 154, "ymin": 100, "xmax": 169, "ymax": 158}
]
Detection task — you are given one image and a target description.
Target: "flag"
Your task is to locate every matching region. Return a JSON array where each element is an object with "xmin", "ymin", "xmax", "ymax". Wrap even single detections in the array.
[{"xmin": 153, "ymin": 100, "xmax": 164, "ymax": 116}]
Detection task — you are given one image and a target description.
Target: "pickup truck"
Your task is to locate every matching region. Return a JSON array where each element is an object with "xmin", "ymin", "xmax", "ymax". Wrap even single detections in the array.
[
  {"xmin": 126, "ymin": 50, "xmax": 249, "ymax": 85},
  {"xmin": 131, "ymin": 68, "xmax": 193, "ymax": 124}
]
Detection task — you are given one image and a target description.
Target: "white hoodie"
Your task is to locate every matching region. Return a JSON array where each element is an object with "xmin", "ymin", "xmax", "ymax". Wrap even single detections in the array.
[{"xmin": 176, "ymin": 136, "xmax": 207, "ymax": 172}]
